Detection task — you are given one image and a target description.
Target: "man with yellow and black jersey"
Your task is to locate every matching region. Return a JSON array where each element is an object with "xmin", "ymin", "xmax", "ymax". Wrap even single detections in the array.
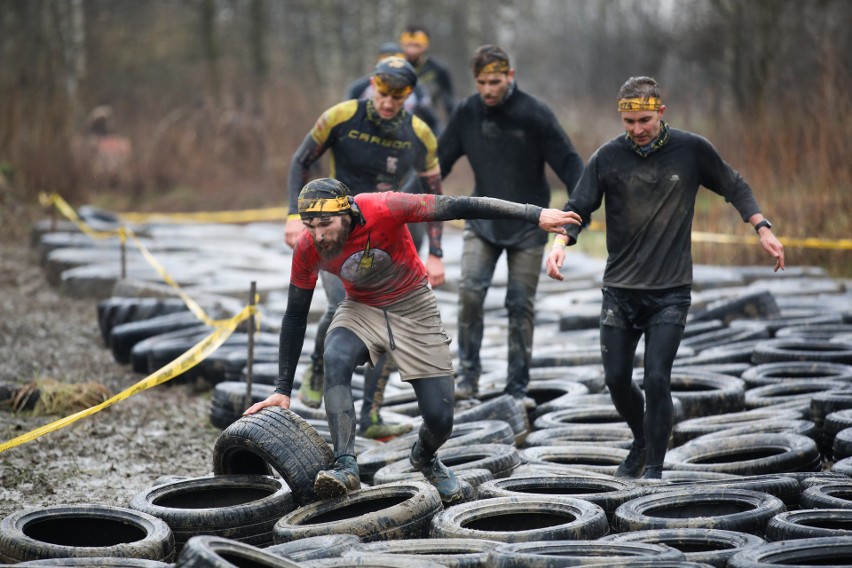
[{"xmin": 285, "ymin": 56, "xmax": 445, "ymax": 439}]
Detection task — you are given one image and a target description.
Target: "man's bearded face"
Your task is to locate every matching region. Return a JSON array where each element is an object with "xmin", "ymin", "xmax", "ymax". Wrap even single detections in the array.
[{"xmin": 305, "ymin": 214, "xmax": 352, "ymax": 260}]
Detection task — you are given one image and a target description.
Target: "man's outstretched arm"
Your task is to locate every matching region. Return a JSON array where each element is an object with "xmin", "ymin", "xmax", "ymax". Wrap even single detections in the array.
[{"xmin": 430, "ymin": 194, "xmax": 581, "ymax": 233}]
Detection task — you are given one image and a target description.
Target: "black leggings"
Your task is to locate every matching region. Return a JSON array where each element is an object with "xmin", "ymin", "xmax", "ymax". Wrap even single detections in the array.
[
  {"xmin": 323, "ymin": 327, "xmax": 455, "ymax": 459},
  {"xmin": 601, "ymin": 323, "xmax": 684, "ymax": 468}
]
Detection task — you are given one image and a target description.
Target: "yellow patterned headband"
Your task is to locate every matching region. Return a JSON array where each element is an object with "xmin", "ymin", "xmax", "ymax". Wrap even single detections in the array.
[
  {"xmin": 478, "ymin": 60, "xmax": 510, "ymax": 75},
  {"xmin": 298, "ymin": 195, "xmax": 351, "ymax": 218},
  {"xmin": 618, "ymin": 97, "xmax": 662, "ymax": 112},
  {"xmin": 400, "ymin": 31, "xmax": 429, "ymax": 48},
  {"xmin": 373, "ymin": 74, "xmax": 413, "ymax": 98}
]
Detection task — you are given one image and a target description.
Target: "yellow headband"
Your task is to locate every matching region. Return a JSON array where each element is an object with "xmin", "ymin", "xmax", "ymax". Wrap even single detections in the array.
[
  {"xmin": 298, "ymin": 195, "xmax": 351, "ymax": 217},
  {"xmin": 618, "ymin": 97, "xmax": 662, "ymax": 112},
  {"xmin": 400, "ymin": 31, "xmax": 429, "ymax": 48},
  {"xmin": 477, "ymin": 60, "xmax": 510, "ymax": 75},
  {"xmin": 373, "ymin": 74, "xmax": 413, "ymax": 98}
]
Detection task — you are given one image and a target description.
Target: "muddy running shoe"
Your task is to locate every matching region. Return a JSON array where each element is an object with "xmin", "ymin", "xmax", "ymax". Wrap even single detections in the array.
[
  {"xmin": 298, "ymin": 359, "xmax": 324, "ymax": 409},
  {"xmin": 454, "ymin": 378, "xmax": 479, "ymax": 400},
  {"xmin": 314, "ymin": 455, "xmax": 360, "ymax": 499},
  {"xmin": 615, "ymin": 441, "xmax": 647, "ymax": 478},
  {"xmin": 643, "ymin": 464, "xmax": 663, "ymax": 480},
  {"xmin": 410, "ymin": 441, "xmax": 462, "ymax": 504},
  {"xmin": 358, "ymin": 412, "xmax": 413, "ymax": 440}
]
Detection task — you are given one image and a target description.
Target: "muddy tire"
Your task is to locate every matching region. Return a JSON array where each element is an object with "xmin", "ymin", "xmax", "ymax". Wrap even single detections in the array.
[
  {"xmin": 745, "ymin": 380, "xmax": 848, "ymax": 409},
  {"xmin": 177, "ymin": 535, "xmax": 302, "ymax": 567},
  {"xmin": 681, "ymin": 324, "xmax": 770, "ymax": 351},
  {"xmin": 672, "ymin": 409, "xmax": 803, "ymax": 445},
  {"xmin": 600, "ymin": 527, "xmax": 765, "ymax": 568},
  {"xmin": 0, "ymin": 504, "xmax": 175, "ymax": 564},
  {"xmin": 346, "ymin": 537, "xmax": 494, "ymax": 567},
  {"xmin": 676, "ymin": 339, "xmax": 765, "ymax": 365},
  {"xmin": 372, "ymin": 443, "xmax": 520, "ymax": 484},
  {"xmin": 613, "ymin": 488, "xmax": 785, "ymax": 536},
  {"xmin": 689, "ymin": 420, "xmax": 818, "ymax": 446},
  {"xmin": 128, "ymin": 326, "xmax": 209, "ymax": 373},
  {"xmin": 454, "ymin": 395, "xmax": 529, "ymax": 445},
  {"xmin": 519, "ymin": 444, "xmax": 629, "ymax": 476},
  {"xmin": 823, "ymin": 409, "xmax": 852, "ymax": 454},
  {"xmin": 741, "ymin": 361, "xmax": 852, "ymax": 387},
  {"xmin": 477, "ymin": 475, "xmax": 644, "ymax": 519},
  {"xmin": 487, "ymin": 540, "xmax": 685, "ymax": 568},
  {"xmin": 13, "ymin": 559, "xmax": 172, "ymax": 567},
  {"xmin": 109, "ymin": 311, "xmax": 202, "ymax": 364},
  {"xmin": 208, "ymin": 381, "xmax": 277, "ymax": 429},
  {"xmin": 752, "ymin": 338, "xmax": 852, "ymax": 364},
  {"xmin": 429, "ymin": 495, "xmax": 608, "ymax": 543},
  {"xmin": 635, "ymin": 370, "xmax": 746, "ymax": 419},
  {"xmin": 212, "ymin": 407, "xmax": 334, "ymax": 506},
  {"xmin": 664, "ymin": 475, "xmax": 802, "ymax": 508},
  {"xmin": 272, "ymin": 481, "xmax": 443, "ymax": 543},
  {"xmin": 833, "ymin": 427, "xmax": 852, "ymax": 460},
  {"xmin": 800, "ymin": 482, "xmax": 852, "ymax": 509},
  {"xmin": 97, "ymin": 297, "xmax": 189, "ymax": 345},
  {"xmin": 265, "ymin": 534, "xmax": 362, "ymax": 562},
  {"xmin": 728, "ymin": 535, "xmax": 852, "ymax": 567},
  {"xmin": 810, "ymin": 389, "xmax": 852, "ymax": 429},
  {"xmin": 298, "ymin": 555, "xmax": 447, "ymax": 567},
  {"xmin": 690, "ymin": 290, "xmax": 780, "ymax": 324},
  {"xmin": 665, "ymin": 433, "xmax": 821, "ymax": 476},
  {"xmin": 357, "ymin": 420, "xmax": 515, "ymax": 484},
  {"xmin": 128, "ymin": 474, "xmax": 295, "ymax": 552},
  {"xmin": 766, "ymin": 508, "xmax": 852, "ymax": 541},
  {"xmin": 832, "ymin": 456, "xmax": 852, "ymax": 475},
  {"xmin": 532, "ymin": 405, "xmax": 627, "ymax": 430},
  {"xmin": 522, "ymin": 424, "xmax": 633, "ymax": 449}
]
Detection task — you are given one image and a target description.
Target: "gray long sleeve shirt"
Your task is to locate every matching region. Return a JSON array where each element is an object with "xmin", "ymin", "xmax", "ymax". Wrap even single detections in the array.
[
  {"xmin": 439, "ymin": 85, "xmax": 584, "ymax": 248},
  {"xmin": 564, "ymin": 128, "xmax": 761, "ymax": 289}
]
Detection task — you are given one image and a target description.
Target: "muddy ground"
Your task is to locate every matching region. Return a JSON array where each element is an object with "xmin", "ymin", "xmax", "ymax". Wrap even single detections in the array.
[{"xmin": 0, "ymin": 237, "xmax": 219, "ymax": 520}]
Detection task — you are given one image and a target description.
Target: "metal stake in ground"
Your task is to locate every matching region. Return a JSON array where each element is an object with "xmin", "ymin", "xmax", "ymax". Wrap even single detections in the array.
[
  {"xmin": 244, "ymin": 281, "xmax": 257, "ymax": 411},
  {"xmin": 120, "ymin": 226, "xmax": 127, "ymax": 279}
]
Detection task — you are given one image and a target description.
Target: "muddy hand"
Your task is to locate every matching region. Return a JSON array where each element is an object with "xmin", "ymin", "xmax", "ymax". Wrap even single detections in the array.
[
  {"xmin": 244, "ymin": 393, "xmax": 290, "ymax": 415},
  {"xmin": 538, "ymin": 209, "xmax": 582, "ymax": 233}
]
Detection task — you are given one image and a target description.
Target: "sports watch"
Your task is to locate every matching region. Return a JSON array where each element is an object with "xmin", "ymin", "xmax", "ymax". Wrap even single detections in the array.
[{"xmin": 754, "ymin": 219, "xmax": 772, "ymax": 233}]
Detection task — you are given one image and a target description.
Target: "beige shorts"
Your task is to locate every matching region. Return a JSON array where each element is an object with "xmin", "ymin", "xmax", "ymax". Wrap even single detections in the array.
[{"xmin": 328, "ymin": 285, "xmax": 454, "ymax": 381}]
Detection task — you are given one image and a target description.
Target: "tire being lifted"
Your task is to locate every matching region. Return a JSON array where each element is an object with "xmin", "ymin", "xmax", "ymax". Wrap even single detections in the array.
[{"xmin": 212, "ymin": 407, "xmax": 334, "ymax": 506}]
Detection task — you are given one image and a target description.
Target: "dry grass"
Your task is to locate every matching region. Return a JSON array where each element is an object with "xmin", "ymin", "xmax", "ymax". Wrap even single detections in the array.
[{"xmin": 12, "ymin": 378, "xmax": 111, "ymax": 416}]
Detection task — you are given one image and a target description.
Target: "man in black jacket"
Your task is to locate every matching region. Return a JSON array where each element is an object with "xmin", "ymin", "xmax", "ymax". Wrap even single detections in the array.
[
  {"xmin": 546, "ymin": 76, "xmax": 785, "ymax": 479},
  {"xmin": 400, "ymin": 25, "xmax": 455, "ymax": 135},
  {"xmin": 439, "ymin": 45, "xmax": 585, "ymax": 400}
]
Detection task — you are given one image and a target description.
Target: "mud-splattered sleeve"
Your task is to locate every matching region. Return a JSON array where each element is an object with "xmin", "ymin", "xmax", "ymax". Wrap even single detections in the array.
[{"xmin": 386, "ymin": 192, "xmax": 542, "ymax": 225}]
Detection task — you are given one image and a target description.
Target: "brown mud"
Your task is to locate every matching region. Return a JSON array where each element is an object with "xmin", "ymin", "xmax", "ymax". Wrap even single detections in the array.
[{"xmin": 0, "ymin": 239, "xmax": 218, "ymax": 519}]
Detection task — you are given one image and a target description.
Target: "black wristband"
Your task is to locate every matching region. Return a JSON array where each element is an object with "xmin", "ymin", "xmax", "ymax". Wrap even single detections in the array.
[
  {"xmin": 754, "ymin": 219, "xmax": 772, "ymax": 233},
  {"xmin": 429, "ymin": 248, "xmax": 443, "ymax": 258}
]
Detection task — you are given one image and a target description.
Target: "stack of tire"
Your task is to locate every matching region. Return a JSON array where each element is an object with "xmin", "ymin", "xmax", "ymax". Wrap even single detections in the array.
[{"xmin": 11, "ymin": 261, "xmax": 852, "ymax": 564}]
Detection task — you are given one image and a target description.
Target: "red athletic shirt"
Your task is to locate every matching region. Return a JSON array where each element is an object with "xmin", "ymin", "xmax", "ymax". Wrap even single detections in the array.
[{"xmin": 290, "ymin": 192, "xmax": 437, "ymax": 307}]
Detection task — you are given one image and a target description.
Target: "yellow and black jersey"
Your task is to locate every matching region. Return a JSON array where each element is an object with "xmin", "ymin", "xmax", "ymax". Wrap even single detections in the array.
[{"xmin": 288, "ymin": 99, "xmax": 438, "ymax": 212}]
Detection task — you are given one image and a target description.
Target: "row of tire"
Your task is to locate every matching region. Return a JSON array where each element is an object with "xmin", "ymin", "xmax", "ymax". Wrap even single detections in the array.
[
  {"xmin": 33, "ymin": 285, "xmax": 850, "ymax": 567},
  {"xmin": 4, "ymin": 406, "xmax": 852, "ymax": 566}
]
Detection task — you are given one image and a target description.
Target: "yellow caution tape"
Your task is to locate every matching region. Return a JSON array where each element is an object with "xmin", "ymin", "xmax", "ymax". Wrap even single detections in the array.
[
  {"xmin": 119, "ymin": 207, "xmax": 289, "ymax": 224},
  {"xmin": 0, "ymin": 304, "xmax": 256, "ymax": 454},
  {"xmin": 692, "ymin": 231, "xmax": 852, "ymax": 251},
  {"xmin": 124, "ymin": 227, "xmax": 226, "ymax": 327},
  {"xmin": 40, "ymin": 192, "xmax": 227, "ymax": 327},
  {"xmin": 39, "ymin": 192, "xmax": 121, "ymax": 240},
  {"xmin": 44, "ymin": 193, "xmax": 852, "ymax": 251}
]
